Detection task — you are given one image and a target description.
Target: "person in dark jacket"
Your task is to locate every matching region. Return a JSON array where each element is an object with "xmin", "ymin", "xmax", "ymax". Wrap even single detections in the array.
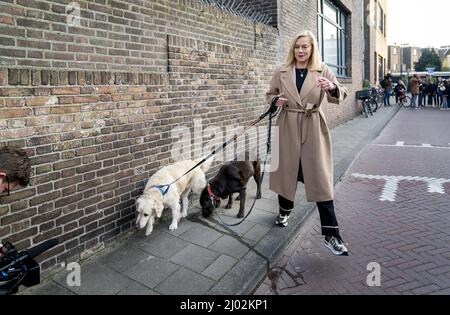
[
  {"xmin": 394, "ymin": 80, "xmax": 406, "ymax": 105},
  {"xmin": 418, "ymin": 78, "xmax": 427, "ymax": 107},
  {"xmin": 446, "ymin": 80, "xmax": 450, "ymax": 109},
  {"xmin": 428, "ymin": 80, "xmax": 437, "ymax": 107},
  {"xmin": 381, "ymin": 75, "xmax": 393, "ymax": 106},
  {"xmin": 437, "ymin": 77, "xmax": 446, "ymax": 108}
]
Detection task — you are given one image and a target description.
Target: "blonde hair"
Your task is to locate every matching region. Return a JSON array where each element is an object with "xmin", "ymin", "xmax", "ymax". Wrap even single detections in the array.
[{"xmin": 285, "ymin": 31, "xmax": 322, "ymax": 71}]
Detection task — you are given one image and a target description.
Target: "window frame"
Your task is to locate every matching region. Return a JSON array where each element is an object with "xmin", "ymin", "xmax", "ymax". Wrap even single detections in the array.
[{"xmin": 317, "ymin": 0, "xmax": 349, "ymax": 77}]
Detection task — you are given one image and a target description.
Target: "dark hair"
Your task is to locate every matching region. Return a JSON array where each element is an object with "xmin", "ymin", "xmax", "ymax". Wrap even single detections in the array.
[{"xmin": 0, "ymin": 146, "xmax": 31, "ymax": 186}]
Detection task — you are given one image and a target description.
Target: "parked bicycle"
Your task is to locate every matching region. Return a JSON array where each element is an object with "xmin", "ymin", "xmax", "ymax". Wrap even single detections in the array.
[
  {"xmin": 356, "ymin": 89, "xmax": 375, "ymax": 118},
  {"xmin": 372, "ymin": 87, "xmax": 384, "ymax": 109}
]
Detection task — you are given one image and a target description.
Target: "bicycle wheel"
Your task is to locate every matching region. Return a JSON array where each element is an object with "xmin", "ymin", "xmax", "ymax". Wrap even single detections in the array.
[
  {"xmin": 402, "ymin": 96, "xmax": 412, "ymax": 108},
  {"xmin": 369, "ymin": 98, "xmax": 378, "ymax": 113},
  {"xmin": 362, "ymin": 99, "xmax": 372, "ymax": 118},
  {"xmin": 377, "ymin": 93, "xmax": 384, "ymax": 106}
]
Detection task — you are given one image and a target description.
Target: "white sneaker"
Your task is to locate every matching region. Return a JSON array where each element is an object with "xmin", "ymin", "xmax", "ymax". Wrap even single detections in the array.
[
  {"xmin": 275, "ymin": 214, "xmax": 289, "ymax": 227},
  {"xmin": 324, "ymin": 236, "xmax": 349, "ymax": 256}
]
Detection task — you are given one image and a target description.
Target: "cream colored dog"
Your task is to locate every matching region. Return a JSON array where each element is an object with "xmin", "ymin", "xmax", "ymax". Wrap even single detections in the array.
[{"xmin": 136, "ymin": 159, "xmax": 212, "ymax": 235}]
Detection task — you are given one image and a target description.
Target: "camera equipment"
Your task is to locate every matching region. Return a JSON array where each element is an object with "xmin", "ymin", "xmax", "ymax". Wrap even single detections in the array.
[{"xmin": 0, "ymin": 238, "xmax": 58, "ymax": 295}]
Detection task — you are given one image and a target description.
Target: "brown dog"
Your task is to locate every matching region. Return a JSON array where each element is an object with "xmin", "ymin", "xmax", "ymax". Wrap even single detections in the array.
[{"xmin": 200, "ymin": 161, "xmax": 261, "ymax": 219}]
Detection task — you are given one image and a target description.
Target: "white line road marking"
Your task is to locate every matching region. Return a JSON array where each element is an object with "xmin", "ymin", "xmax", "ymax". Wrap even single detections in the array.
[
  {"xmin": 372, "ymin": 143, "xmax": 450, "ymax": 150},
  {"xmin": 351, "ymin": 173, "xmax": 450, "ymax": 202}
]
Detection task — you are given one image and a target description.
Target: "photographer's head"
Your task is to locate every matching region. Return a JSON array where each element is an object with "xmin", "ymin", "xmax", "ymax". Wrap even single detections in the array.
[{"xmin": 0, "ymin": 146, "xmax": 31, "ymax": 196}]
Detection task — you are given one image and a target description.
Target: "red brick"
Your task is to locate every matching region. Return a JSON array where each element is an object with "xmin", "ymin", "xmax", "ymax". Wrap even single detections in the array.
[
  {"xmin": 0, "ymin": 108, "xmax": 32, "ymax": 118},
  {"xmin": 26, "ymin": 96, "xmax": 58, "ymax": 106},
  {"xmin": 0, "ymin": 88, "xmax": 33, "ymax": 96},
  {"xmin": 51, "ymin": 87, "xmax": 80, "ymax": 95},
  {"xmin": 0, "ymin": 16, "xmax": 14, "ymax": 25},
  {"xmin": 73, "ymin": 96, "xmax": 99, "ymax": 103}
]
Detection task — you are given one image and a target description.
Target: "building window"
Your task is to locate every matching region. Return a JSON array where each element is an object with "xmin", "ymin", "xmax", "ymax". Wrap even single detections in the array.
[
  {"xmin": 374, "ymin": 52, "xmax": 378, "ymax": 81},
  {"xmin": 393, "ymin": 47, "xmax": 397, "ymax": 55},
  {"xmin": 378, "ymin": 55, "xmax": 384, "ymax": 80},
  {"xmin": 317, "ymin": 0, "xmax": 348, "ymax": 77},
  {"xmin": 376, "ymin": 2, "xmax": 385, "ymax": 35},
  {"xmin": 413, "ymin": 49, "xmax": 417, "ymax": 56}
]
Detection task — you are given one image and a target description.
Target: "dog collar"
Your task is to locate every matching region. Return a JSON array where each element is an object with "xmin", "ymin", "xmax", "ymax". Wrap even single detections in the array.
[{"xmin": 207, "ymin": 184, "xmax": 221, "ymax": 208}]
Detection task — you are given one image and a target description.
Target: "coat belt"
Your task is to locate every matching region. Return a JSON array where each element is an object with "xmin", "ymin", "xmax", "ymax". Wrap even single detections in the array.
[{"xmin": 283, "ymin": 106, "xmax": 320, "ymax": 144}]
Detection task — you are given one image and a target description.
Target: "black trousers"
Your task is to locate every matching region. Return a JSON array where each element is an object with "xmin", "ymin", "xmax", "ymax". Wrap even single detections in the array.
[{"xmin": 278, "ymin": 160, "xmax": 341, "ymax": 238}]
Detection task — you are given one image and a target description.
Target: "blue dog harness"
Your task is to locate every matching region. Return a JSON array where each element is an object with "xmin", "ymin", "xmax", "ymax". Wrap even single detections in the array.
[{"xmin": 149, "ymin": 185, "xmax": 170, "ymax": 196}]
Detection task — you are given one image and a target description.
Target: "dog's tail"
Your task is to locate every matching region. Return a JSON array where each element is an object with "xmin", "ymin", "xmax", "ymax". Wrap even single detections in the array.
[{"xmin": 196, "ymin": 156, "xmax": 213, "ymax": 173}]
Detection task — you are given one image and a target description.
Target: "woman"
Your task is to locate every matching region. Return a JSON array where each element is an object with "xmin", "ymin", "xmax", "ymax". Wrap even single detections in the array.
[
  {"xmin": 437, "ymin": 78, "xmax": 446, "ymax": 108},
  {"xmin": 266, "ymin": 31, "xmax": 349, "ymax": 256},
  {"xmin": 394, "ymin": 80, "xmax": 407, "ymax": 105}
]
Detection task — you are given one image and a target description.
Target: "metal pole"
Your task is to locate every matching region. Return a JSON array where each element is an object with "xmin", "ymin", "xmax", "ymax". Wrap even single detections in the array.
[{"xmin": 400, "ymin": 46, "xmax": 403, "ymax": 79}]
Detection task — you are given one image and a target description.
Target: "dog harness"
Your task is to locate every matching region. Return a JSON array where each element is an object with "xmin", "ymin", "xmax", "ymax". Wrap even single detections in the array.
[
  {"xmin": 207, "ymin": 184, "xmax": 221, "ymax": 209},
  {"xmin": 150, "ymin": 185, "xmax": 170, "ymax": 196}
]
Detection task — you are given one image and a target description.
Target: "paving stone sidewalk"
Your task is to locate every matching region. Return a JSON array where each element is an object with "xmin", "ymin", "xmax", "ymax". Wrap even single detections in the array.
[{"xmin": 24, "ymin": 106, "xmax": 400, "ymax": 295}]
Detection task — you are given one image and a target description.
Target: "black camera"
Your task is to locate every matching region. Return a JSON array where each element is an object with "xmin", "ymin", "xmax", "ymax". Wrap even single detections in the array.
[{"xmin": 0, "ymin": 239, "xmax": 58, "ymax": 295}]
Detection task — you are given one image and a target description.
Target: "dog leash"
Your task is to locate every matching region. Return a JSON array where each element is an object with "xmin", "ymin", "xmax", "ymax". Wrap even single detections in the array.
[
  {"xmin": 212, "ymin": 90, "xmax": 325, "ymax": 226},
  {"xmin": 212, "ymin": 108, "xmax": 278, "ymax": 227},
  {"xmin": 149, "ymin": 107, "xmax": 276, "ymax": 196}
]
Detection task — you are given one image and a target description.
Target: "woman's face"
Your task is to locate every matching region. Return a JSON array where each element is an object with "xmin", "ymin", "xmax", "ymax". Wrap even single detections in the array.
[{"xmin": 294, "ymin": 37, "xmax": 312, "ymax": 65}]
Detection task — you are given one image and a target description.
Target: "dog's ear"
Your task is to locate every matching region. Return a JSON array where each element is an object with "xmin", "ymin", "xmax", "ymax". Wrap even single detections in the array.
[
  {"xmin": 155, "ymin": 204, "xmax": 163, "ymax": 218},
  {"xmin": 155, "ymin": 194, "xmax": 164, "ymax": 218}
]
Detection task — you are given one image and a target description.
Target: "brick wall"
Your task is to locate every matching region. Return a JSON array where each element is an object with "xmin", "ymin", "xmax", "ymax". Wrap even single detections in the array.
[
  {"xmin": 0, "ymin": 0, "xmax": 362, "ymax": 271},
  {"xmin": 278, "ymin": 0, "xmax": 317, "ymax": 61},
  {"xmin": 235, "ymin": 0, "xmax": 278, "ymax": 26},
  {"xmin": 0, "ymin": 0, "xmax": 278, "ymax": 270},
  {"xmin": 0, "ymin": 0, "xmax": 265, "ymax": 71}
]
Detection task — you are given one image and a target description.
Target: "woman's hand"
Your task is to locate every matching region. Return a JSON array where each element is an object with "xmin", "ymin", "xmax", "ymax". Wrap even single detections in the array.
[
  {"xmin": 270, "ymin": 94, "xmax": 288, "ymax": 113},
  {"xmin": 275, "ymin": 97, "xmax": 288, "ymax": 107},
  {"xmin": 317, "ymin": 77, "xmax": 336, "ymax": 91}
]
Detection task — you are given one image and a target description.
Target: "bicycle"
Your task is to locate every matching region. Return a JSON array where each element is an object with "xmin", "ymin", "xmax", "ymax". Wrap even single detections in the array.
[
  {"xmin": 397, "ymin": 91, "xmax": 411, "ymax": 108},
  {"xmin": 356, "ymin": 89, "xmax": 374, "ymax": 118},
  {"xmin": 374, "ymin": 88, "xmax": 384, "ymax": 108}
]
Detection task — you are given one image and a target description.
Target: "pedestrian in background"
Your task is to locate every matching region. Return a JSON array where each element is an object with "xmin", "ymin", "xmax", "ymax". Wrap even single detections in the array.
[
  {"xmin": 410, "ymin": 74, "xmax": 420, "ymax": 109},
  {"xmin": 445, "ymin": 79, "xmax": 450, "ymax": 110},
  {"xmin": 437, "ymin": 77, "xmax": 446, "ymax": 108},
  {"xmin": 428, "ymin": 80, "xmax": 437, "ymax": 107},
  {"xmin": 418, "ymin": 77, "xmax": 427, "ymax": 107},
  {"xmin": 381, "ymin": 75, "xmax": 392, "ymax": 106},
  {"xmin": 394, "ymin": 80, "xmax": 406, "ymax": 105}
]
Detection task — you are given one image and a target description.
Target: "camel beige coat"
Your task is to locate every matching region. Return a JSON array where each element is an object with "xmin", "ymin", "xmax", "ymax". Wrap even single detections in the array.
[{"xmin": 267, "ymin": 64, "xmax": 348, "ymax": 202}]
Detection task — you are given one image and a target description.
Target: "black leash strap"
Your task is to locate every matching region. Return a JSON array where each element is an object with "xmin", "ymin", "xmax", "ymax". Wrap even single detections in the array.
[
  {"xmin": 214, "ymin": 109, "xmax": 277, "ymax": 227},
  {"xmin": 152, "ymin": 108, "xmax": 274, "ymax": 194}
]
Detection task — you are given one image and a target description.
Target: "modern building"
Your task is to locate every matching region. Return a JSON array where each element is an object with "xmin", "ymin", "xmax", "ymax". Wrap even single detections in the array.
[
  {"xmin": 439, "ymin": 46, "xmax": 450, "ymax": 70},
  {"xmin": 388, "ymin": 45, "xmax": 401, "ymax": 73},
  {"xmin": 402, "ymin": 46, "xmax": 421, "ymax": 72},
  {"xmin": 388, "ymin": 45, "xmax": 421, "ymax": 74},
  {"xmin": 364, "ymin": 0, "xmax": 388, "ymax": 85}
]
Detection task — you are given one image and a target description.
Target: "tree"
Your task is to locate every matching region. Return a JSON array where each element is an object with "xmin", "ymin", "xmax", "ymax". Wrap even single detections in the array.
[{"xmin": 415, "ymin": 49, "xmax": 442, "ymax": 71}]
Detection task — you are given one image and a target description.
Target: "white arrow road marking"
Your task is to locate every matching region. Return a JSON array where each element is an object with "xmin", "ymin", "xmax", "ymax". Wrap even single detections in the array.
[
  {"xmin": 351, "ymin": 173, "xmax": 450, "ymax": 202},
  {"xmin": 373, "ymin": 143, "xmax": 450, "ymax": 150}
]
